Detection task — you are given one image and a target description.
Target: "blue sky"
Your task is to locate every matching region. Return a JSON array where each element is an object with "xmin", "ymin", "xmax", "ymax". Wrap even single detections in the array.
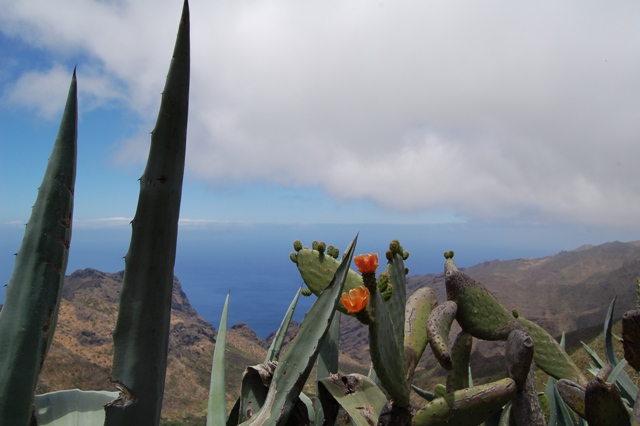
[{"xmin": 2, "ymin": 1, "xmax": 640, "ymax": 240}]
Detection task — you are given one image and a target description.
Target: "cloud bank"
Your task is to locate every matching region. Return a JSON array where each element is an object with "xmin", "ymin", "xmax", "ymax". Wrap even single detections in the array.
[{"xmin": 2, "ymin": 1, "xmax": 640, "ymax": 226}]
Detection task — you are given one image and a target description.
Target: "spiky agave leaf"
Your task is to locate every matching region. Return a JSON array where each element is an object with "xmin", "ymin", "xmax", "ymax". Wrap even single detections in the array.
[{"xmin": 0, "ymin": 70, "xmax": 77, "ymax": 424}]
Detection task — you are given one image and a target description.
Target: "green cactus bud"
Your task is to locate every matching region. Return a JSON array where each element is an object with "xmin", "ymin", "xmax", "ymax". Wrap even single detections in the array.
[
  {"xmin": 312, "ymin": 240, "xmax": 319, "ymax": 250},
  {"xmin": 327, "ymin": 245, "xmax": 339, "ymax": 259},
  {"xmin": 402, "ymin": 251, "xmax": 410, "ymax": 260},
  {"xmin": 293, "ymin": 240, "xmax": 303, "ymax": 252},
  {"xmin": 289, "ymin": 253, "xmax": 298, "ymax": 264},
  {"xmin": 317, "ymin": 241, "xmax": 326, "ymax": 254},
  {"xmin": 381, "ymin": 283, "xmax": 393, "ymax": 301},
  {"xmin": 434, "ymin": 384, "xmax": 447, "ymax": 398},
  {"xmin": 404, "ymin": 267, "xmax": 409, "ymax": 275},
  {"xmin": 386, "ymin": 250, "xmax": 393, "ymax": 261},
  {"xmin": 443, "ymin": 251, "xmax": 450, "ymax": 259},
  {"xmin": 512, "ymin": 308, "xmax": 519, "ymax": 318},
  {"xmin": 449, "ymin": 250, "xmax": 455, "ymax": 258},
  {"xmin": 389, "ymin": 240, "xmax": 403, "ymax": 256},
  {"xmin": 377, "ymin": 273, "xmax": 389, "ymax": 292},
  {"xmin": 301, "ymin": 288, "xmax": 312, "ymax": 297}
]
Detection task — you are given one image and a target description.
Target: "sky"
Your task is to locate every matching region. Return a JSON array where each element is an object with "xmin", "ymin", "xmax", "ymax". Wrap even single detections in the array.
[{"xmin": 1, "ymin": 1, "xmax": 640, "ymax": 241}]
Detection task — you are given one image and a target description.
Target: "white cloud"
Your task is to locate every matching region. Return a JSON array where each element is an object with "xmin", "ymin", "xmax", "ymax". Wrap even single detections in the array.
[{"xmin": 2, "ymin": 0, "xmax": 640, "ymax": 227}]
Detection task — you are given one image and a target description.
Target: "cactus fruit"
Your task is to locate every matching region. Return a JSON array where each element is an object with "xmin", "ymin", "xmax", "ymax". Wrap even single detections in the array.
[
  {"xmin": 0, "ymin": 70, "xmax": 77, "ymax": 424},
  {"xmin": 104, "ymin": 2, "xmax": 190, "ymax": 423}
]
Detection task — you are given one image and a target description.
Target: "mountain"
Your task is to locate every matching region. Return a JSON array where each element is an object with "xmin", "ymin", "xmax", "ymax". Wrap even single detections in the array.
[{"xmin": 36, "ymin": 268, "xmax": 268, "ymax": 424}]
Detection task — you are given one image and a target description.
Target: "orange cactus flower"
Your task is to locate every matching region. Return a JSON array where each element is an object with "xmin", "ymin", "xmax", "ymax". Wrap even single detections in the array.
[
  {"xmin": 354, "ymin": 253, "xmax": 379, "ymax": 274},
  {"xmin": 341, "ymin": 286, "xmax": 370, "ymax": 313}
]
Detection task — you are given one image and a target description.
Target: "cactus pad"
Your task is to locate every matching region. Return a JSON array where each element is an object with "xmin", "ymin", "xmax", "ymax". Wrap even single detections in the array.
[
  {"xmin": 444, "ymin": 258, "xmax": 521, "ymax": 341},
  {"xmin": 427, "ymin": 301, "xmax": 458, "ymax": 370},
  {"xmin": 413, "ymin": 378, "xmax": 517, "ymax": 426},
  {"xmin": 516, "ymin": 315, "xmax": 587, "ymax": 386},
  {"xmin": 404, "ymin": 287, "xmax": 439, "ymax": 382},
  {"xmin": 291, "ymin": 244, "xmax": 364, "ymax": 315}
]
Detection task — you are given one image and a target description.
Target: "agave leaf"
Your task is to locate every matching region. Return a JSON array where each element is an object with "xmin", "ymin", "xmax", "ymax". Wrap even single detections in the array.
[
  {"xmin": 34, "ymin": 390, "xmax": 118, "ymax": 426},
  {"xmin": 607, "ymin": 359, "xmax": 638, "ymax": 406},
  {"xmin": 605, "ymin": 297, "xmax": 620, "ymax": 366},
  {"xmin": 266, "ymin": 288, "xmax": 301, "ymax": 362},
  {"xmin": 317, "ymin": 374, "xmax": 387, "ymax": 426},
  {"xmin": 315, "ymin": 310, "xmax": 340, "ymax": 425},
  {"xmin": 545, "ymin": 376, "xmax": 576, "ymax": 426},
  {"xmin": 0, "ymin": 70, "xmax": 77, "ymax": 424},
  {"xmin": 103, "ymin": 2, "xmax": 190, "ymax": 424},
  {"xmin": 411, "ymin": 385, "xmax": 436, "ymax": 402},
  {"xmin": 581, "ymin": 341, "xmax": 606, "ymax": 370},
  {"xmin": 238, "ymin": 362, "xmax": 276, "ymax": 423},
  {"xmin": 207, "ymin": 293, "xmax": 230, "ymax": 426},
  {"xmin": 226, "ymin": 398, "xmax": 240, "ymax": 426}
]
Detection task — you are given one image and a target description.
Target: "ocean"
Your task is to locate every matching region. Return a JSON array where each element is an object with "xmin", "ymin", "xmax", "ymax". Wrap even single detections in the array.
[{"xmin": 1, "ymin": 222, "xmax": 636, "ymax": 338}]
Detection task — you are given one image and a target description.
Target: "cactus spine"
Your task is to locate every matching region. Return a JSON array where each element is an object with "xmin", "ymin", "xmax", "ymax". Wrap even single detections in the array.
[
  {"xmin": 0, "ymin": 70, "xmax": 77, "ymax": 424},
  {"xmin": 103, "ymin": 2, "xmax": 190, "ymax": 424}
]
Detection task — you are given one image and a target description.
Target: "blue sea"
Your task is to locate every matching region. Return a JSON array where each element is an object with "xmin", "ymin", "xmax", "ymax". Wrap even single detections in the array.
[{"xmin": 1, "ymin": 222, "xmax": 636, "ymax": 338}]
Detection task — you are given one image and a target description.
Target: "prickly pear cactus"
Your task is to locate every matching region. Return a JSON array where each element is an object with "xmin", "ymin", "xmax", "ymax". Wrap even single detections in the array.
[
  {"xmin": 290, "ymin": 240, "xmax": 363, "ymax": 315},
  {"xmin": 444, "ymin": 254, "xmax": 521, "ymax": 341}
]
